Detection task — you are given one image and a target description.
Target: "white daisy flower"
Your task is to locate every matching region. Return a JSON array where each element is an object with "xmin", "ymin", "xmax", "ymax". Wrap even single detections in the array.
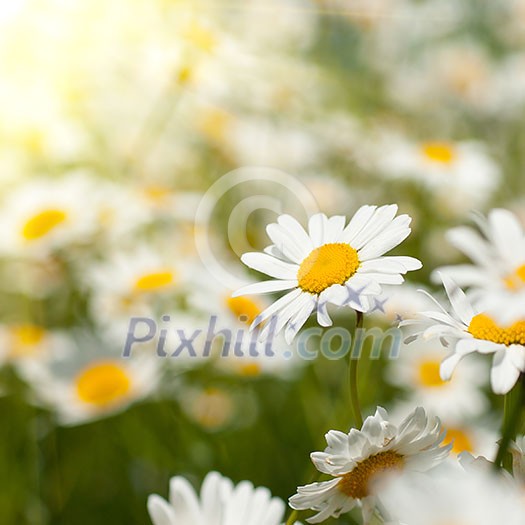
[
  {"xmin": 84, "ymin": 245, "xmax": 188, "ymax": 326},
  {"xmin": 189, "ymin": 266, "xmax": 301, "ymax": 378},
  {"xmin": 441, "ymin": 422, "xmax": 498, "ymax": 460},
  {"xmin": 148, "ymin": 471, "xmax": 300, "ymax": 525},
  {"xmin": 374, "ymin": 134, "xmax": 500, "ymax": 215},
  {"xmin": 387, "ymin": 337, "xmax": 488, "ymax": 421},
  {"xmin": 381, "ymin": 464, "xmax": 525, "ymax": 525},
  {"xmin": 0, "ymin": 323, "xmax": 73, "ymax": 366},
  {"xmin": 403, "ymin": 274, "xmax": 525, "ymax": 395},
  {"xmin": 234, "ymin": 206, "xmax": 421, "ymax": 343},
  {"xmin": 289, "ymin": 407, "xmax": 450, "ymax": 524},
  {"xmin": 20, "ymin": 332, "xmax": 159, "ymax": 425},
  {"xmin": 0, "ymin": 173, "xmax": 98, "ymax": 258},
  {"xmin": 435, "ymin": 208, "xmax": 525, "ymax": 311}
]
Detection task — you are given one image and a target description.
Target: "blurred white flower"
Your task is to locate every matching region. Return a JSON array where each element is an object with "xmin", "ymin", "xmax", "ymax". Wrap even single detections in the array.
[
  {"xmin": 0, "ymin": 173, "xmax": 99, "ymax": 258},
  {"xmin": 380, "ymin": 464, "xmax": 525, "ymax": 525},
  {"xmin": 388, "ymin": 338, "xmax": 488, "ymax": 421},
  {"xmin": 374, "ymin": 133, "xmax": 500, "ymax": 215},
  {"xmin": 20, "ymin": 333, "xmax": 159, "ymax": 425},
  {"xmin": 148, "ymin": 471, "xmax": 299, "ymax": 525},
  {"xmin": 435, "ymin": 208, "xmax": 525, "ymax": 313}
]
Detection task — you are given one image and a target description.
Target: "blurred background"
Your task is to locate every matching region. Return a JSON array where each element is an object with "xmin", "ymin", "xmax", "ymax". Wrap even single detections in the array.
[{"xmin": 1, "ymin": 0, "xmax": 524, "ymax": 523}]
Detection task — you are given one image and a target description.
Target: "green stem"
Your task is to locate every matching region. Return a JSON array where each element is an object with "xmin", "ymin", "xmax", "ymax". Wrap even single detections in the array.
[
  {"xmin": 495, "ymin": 375, "xmax": 525, "ymax": 470},
  {"xmin": 285, "ymin": 509, "xmax": 299, "ymax": 525},
  {"xmin": 349, "ymin": 311, "xmax": 364, "ymax": 429}
]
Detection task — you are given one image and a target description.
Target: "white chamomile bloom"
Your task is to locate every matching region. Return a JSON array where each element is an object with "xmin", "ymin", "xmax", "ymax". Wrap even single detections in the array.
[
  {"xmin": 289, "ymin": 407, "xmax": 450, "ymax": 524},
  {"xmin": 234, "ymin": 206, "xmax": 421, "ymax": 343},
  {"xmin": 148, "ymin": 471, "xmax": 300, "ymax": 525},
  {"xmin": 189, "ymin": 266, "xmax": 301, "ymax": 378},
  {"xmin": 388, "ymin": 338, "xmax": 488, "ymax": 421},
  {"xmin": 435, "ymin": 208, "xmax": 525, "ymax": 310},
  {"xmin": 441, "ymin": 422, "xmax": 498, "ymax": 460},
  {"xmin": 20, "ymin": 335, "xmax": 159, "ymax": 425},
  {"xmin": 0, "ymin": 173, "xmax": 98, "ymax": 257},
  {"xmin": 0, "ymin": 323, "xmax": 73, "ymax": 366},
  {"xmin": 381, "ymin": 464, "xmax": 525, "ymax": 525},
  {"xmin": 403, "ymin": 274, "xmax": 525, "ymax": 395},
  {"xmin": 84, "ymin": 245, "xmax": 188, "ymax": 326},
  {"xmin": 374, "ymin": 134, "xmax": 500, "ymax": 215}
]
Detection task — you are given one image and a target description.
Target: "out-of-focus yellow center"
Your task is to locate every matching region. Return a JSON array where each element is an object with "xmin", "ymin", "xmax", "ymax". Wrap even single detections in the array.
[
  {"xmin": 225, "ymin": 296, "xmax": 262, "ymax": 325},
  {"xmin": 9, "ymin": 324, "xmax": 46, "ymax": 357},
  {"xmin": 22, "ymin": 209, "xmax": 67, "ymax": 241},
  {"xmin": 197, "ymin": 108, "xmax": 232, "ymax": 143},
  {"xmin": 421, "ymin": 142, "xmax": 457, "ymax": 164},
  {"xmin": 239, "ymin": 362, "xmax": 262, "ymax": 377},
  {"xmin": 504, "ymin": 264, "xmax": 525, "ymax": 291},
  {"xmin": 443, "ymin": 427, "xmax": 474, "ymax": 455},
  {"xmin": 183, "ymin": 23, "xmax": 216, "ymax": 52},
  {"xmin": 298, "ymin": 243, "xmax": 360, "ymax": 295},
  {"xmin": 191, "ymin": 388, "xmax": 234, "ymax": 430},
  {"xmin": 338, "ymin": 451, "xmax": 405, "ymax": 499},
  {"xmin": 468, "ymin": 314, "xmax": 525, "ymax": 346},
  {"xmin": 76, "ymin": 361, "xmax": 131, "ymax": 407},
  {"xmin": 142, "ymin": 186, "xmax": 171, "ymax": 203},
  {"xmin": 418, "ymin": 359, "xmax": 446, "ymax": 388},
  {"xmin": 133, "ymin": 270, "xmax": 175, "ymax": 292}
]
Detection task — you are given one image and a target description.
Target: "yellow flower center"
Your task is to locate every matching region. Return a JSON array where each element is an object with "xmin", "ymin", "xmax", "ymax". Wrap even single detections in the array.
[
  {"xmin": 191, "ymin": 388, "xmax": 234, "ymax": 430},
  {"xmin": 504, "ymin": 264, "xmax": 525, "ymax": 291},
  {"xmin": 443, "ymin": 427, "xmax": 474, "ymax": 455},
  {"xmin": 338, "ymin": 451, "xmax": 405, "ymax": 499},
  {"xmin": 183, "ymin": 22, "xmax": 216, "ymax": 52},
  {"xmin": 75, "ymin": 361, "xmax": 132, "ymax": 407},
  {"xmin": 467, "ymin": 314, "xmax": 525, "ymax": 346},
  {"xmin": 9, "ymin": 324, "xmax": 46, "ymax": 357},
  {"xmin": 418, "ymin": 359, "xmax": 446, "ymax": 388},
  {"xmin": 297, "ymin": 243, "xmax": 360, "ymax": 295},
  {"xmin": 133, "ymin": 270, "xmax": 176, "ymax": 292},
  {"xmin": 22, "ymin": 209, "xmax": 67, "ymax": 241},
  {"xmin": 197, "ymin": 108, "xmax": 233, "ymax": 143},
  {"xmin": 225, "ymin": 296, "xmax": 262, "ymax": 325},
  {"xmin": 238, "ymin": 362, "xmax": 262, "ymax": 377},
  {"xmin": 421, "ymin": 142, "xmax": 457, "ymax": 164}
]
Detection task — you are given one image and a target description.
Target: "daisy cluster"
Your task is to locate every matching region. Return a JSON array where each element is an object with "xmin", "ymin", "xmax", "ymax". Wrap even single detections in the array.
[{"xmin": 0, "ymin": 1, "xmax": 524, "ymax": 524}]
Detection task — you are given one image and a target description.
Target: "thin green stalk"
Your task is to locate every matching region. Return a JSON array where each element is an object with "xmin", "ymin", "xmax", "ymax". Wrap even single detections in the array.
[
  {"xmin": 494, "ymin": 375, "xmax": 525, "ymax": 470},
  {"xmin": 349, "ymin": 311, "xmax": 364, "ymax": 429},
  {"xmin": 285, "ymin": 509, "xmax": 299, "ymax": 525}
]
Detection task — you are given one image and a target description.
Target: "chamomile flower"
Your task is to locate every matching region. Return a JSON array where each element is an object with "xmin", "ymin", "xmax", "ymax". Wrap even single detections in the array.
[
  {"xmin": 435, "ymin": 208, "xmax": 525, "ymax": 311},
  {"xmin": 388, "ymin": 338, "xmax": 488, "ymax": 420},
  {"xmin": 0, "ymin": 323, "xmax": 72, "ymax": 366},
  {"xmin": 234, "ymin": 206, "xmax": 421, "ymax": 343},
  {"xmin": 374, "ymin": 134, "xmax": 500, "ymax": 215},
  {"xmin": 148, "ymin": 471, "xmax": 300, "ymax": 525},
  {"xmin": 441, "ymin": 422, "xmax": 498, "ymax": 459},
  {"xmin": 0, "ymin": 173, "xmax": 98, "ymax": 258},
  {"xmin": 189, "ymin": 267, "xmax": 300, "ymax": 378},
  {"xmin": 85, "ymin": 245, "xmax": 188, "ymax": 326},
  {"xmin": 403, "ymin": 274, "xmax": 525, "ymax": 395},
  {"xmin": 381, "ymin": 465, "xmax": 525, "ymax": 525},
  {"xmin": 289, "ymin": 407, "xmax": 450, "ymax": 523},
  {"xmin": 20, "ymin": 332, "xmax": 159, "ymax": 425}
]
